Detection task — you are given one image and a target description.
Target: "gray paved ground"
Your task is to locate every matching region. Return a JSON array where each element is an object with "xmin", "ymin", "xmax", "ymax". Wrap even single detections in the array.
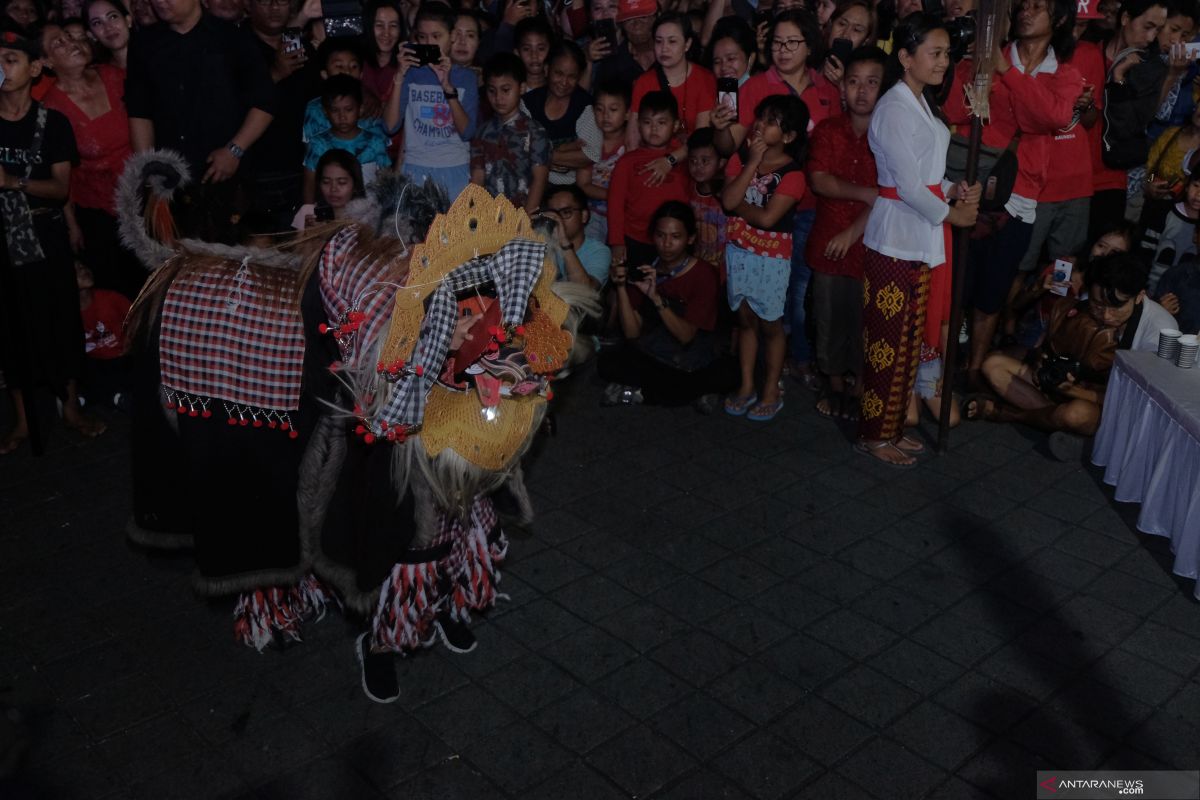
[{"xmin": 1, "ymin": 367, "xmax": 1199, "ymax": 800}]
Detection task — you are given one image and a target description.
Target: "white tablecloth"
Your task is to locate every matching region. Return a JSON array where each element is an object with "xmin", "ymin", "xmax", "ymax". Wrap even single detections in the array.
[{"xmin": 1093, "ymin": 351, "xmax": 1200, "ymax": 599}]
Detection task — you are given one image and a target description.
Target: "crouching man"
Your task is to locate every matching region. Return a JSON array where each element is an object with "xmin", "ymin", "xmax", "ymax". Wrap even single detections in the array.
[{"xmin": 967, "ymin": 252, "xmax": 1177, "ymax": 460}]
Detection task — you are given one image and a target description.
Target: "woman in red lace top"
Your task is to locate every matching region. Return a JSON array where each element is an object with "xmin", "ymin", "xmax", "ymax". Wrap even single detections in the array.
[{"xmin": 40, "ymin": 23, "xmax": 139, "ymax": 296}]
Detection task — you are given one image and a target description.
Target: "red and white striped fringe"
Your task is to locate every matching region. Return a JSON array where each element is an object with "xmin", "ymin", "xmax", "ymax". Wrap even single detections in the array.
[
  {"xmin": 370, "ymin": 498, "xmax": 506, "ymax": 654},
  {"xmin": 233, "ymin": 573, "xmax": 336, "ymax": 652}
]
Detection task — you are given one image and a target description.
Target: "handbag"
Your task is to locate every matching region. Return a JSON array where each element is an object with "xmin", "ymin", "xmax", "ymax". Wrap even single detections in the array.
[
  {"xmin": 945, "ymin": 128, "xmax": 1020, "ymax": 213},
  {"xmin": 0, "ymin": 104, "xmax": 48, "ymax": 267}
]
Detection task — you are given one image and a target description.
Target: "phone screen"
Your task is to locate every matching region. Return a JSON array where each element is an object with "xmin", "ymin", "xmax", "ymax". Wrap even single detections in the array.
[
  {"xmin": 594, "ymin": 18, "xmax": 618, "ymax": 51},
  {"xmin": 282, "ymin": 28, "xmax": 303, "ymax": 53},
  {"xmin": 716, "ymin": 77, "xmax": 738, "ymax": 115},
  {"xmin": 830, "ymin": 37, "xmax": 854, "ymax": 65}
]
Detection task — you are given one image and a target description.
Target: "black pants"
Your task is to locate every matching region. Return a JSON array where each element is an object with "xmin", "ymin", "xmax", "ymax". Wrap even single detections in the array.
[
  {"xmin": 1089, "ymin": 188, "xmax": 1127, "ymax": 242},
  {"xmin": 598, "ymin": 345, "xmax": 738, "ymax": 405},
  {"xmin": 76, "ymin": 205, "xmax": 146, "ymax": 300}
]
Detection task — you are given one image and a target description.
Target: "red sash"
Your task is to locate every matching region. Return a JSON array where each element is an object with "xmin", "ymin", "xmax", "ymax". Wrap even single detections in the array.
[{"xmin": 877, "ymin": 184, "xmax": 952, "ymax": 353}]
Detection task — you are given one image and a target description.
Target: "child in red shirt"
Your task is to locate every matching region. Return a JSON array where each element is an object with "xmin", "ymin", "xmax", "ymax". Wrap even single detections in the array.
[
  {"xmin": 607, "ymin": 90, "xmax": 692, "ymax": 270},
  {"xmin": 77, "ymin": 261, "xmax": 132, "ymax": 408},
  {"xmin": 687, "ymin": 126, "xmax": 728, "ymax": 279},
  {"xmin": 807, "ymin": 48, "xmax": 883, "ymax": 420}
]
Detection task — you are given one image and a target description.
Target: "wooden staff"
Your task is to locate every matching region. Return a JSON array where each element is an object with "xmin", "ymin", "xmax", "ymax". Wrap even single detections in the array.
[
  {"xmin": 937, "ymin": 0, "xmax": 1009, "ymax": 453},
  {"xmin": 937, "ymin": 118, "xmax": 982, "ymax": 453}
]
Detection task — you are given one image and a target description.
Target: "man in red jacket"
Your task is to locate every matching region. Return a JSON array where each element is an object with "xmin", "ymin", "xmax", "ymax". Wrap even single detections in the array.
[{"xmin": 944, "ymin": 0, "xmax": 1086, "ymax": 384}]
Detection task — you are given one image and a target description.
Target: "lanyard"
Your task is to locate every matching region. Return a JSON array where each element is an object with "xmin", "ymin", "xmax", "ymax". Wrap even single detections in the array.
[{"xmin": 654, "ymin": 257, "xmax": 692, "ymax": 286}]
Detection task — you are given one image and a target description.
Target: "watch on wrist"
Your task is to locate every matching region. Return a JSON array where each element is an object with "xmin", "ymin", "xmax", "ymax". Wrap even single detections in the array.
[
  {"xmin": 17, "ymin": 176, "xmax": 28, "ymax": 190},
  {"xmin": 227, "ymin": 142, "xmax": 245, "ymax": 159},
  {"xmin": 444, "ymin": 88, "xmax": 459, "ymax": 99},
  {"xmin": 562, "ymin": 242, "xmax": 574, "ymax": 250},
  {"xmin": 658, "ymin": 297, "xmax": 669, "ymax": 310},
  {"xmin": 666, "ymin": 153, "xmax": 678, "ymax": 166}
]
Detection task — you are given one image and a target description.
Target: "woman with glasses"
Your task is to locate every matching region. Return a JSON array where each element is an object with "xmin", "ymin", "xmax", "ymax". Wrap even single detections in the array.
[
  {"xmin": 711, "ymin": 8, "xmax": 840, "ymax": 391},
  {"xmin": 84, "ymin": 0, "xmax": 132, "ymax": 70}
]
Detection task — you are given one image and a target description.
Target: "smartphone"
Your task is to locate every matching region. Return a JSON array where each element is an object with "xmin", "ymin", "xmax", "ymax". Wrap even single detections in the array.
[
  {"xmin": 594, "ymin": 18, "xmax": 618, "ymax": 52},
  {"xmin": 1185, "ymin": 41, "xmax": 1200, "ymax": 58},
  {"xmin": 716, "ymin": 77, "xmax": 739, "ymax": 116},
  {"xmin": 321, "ymin": 0, "xmax": 363, "ymax": 38},
  {"xmin": 282, "ymin": 27, "xmax": 304, "ymax": 54},
  {"xmin": 829, "ymin": 37, "xmax": 854, "ymax": 66},
  {"xmin": 1051, "ymin": 259, "xmax": 1072, "ymax": 296},
  {"xmin": 407, "ymin": 43, "xmax": 443, "ymax": 66},
  {"xmin": 314, "ymin": 203, "xmax": 335, "ymax": 222}
]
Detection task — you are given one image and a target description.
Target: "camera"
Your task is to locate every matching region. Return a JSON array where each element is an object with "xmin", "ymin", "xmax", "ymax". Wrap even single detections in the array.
[
  {"xmin": 919, "ymin": 0, "xmax": 976, "ymax": 60},
  {"xmin": 406, "ymin": 43, "xmax": 443, "ymax": 66},
  {"xmin": 1037, "ymin": 354, "xmax": 1080, "ymax": 390},
  {"xmin": 944, "ymin": 13, "xmax": 976, "ymax": 60}
]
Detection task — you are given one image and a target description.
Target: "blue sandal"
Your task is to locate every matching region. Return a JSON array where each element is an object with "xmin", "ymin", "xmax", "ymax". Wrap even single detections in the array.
[
  {"xmin": 747, "ymin": 399, "xmax": 784, "ymax": 422},
  {"xmin": 724, "ymin": 393, "xmax": 758, "ymax": 417}
]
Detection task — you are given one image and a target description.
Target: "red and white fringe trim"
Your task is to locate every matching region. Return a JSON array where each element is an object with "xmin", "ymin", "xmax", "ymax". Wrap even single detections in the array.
[
  {"xmin": 370, "ymin": 499, "xmax": 506, "ymax": 654},
  {"xmin": 162, "ymin": 389, "xmax": 298, "ymax": 438},
  {"xmin": 233, "ymin": 574, "xmax": 337, "ymax": 652}
]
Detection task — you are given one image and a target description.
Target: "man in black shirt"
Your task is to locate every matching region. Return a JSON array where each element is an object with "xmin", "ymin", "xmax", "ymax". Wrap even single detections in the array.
[
  {"xmin": 242, "ymin": 0, "xmax": 318, "ymax": 228},
  {"xmin": 125, "ymin": 0, "xmax": 276, "ymax": 240}
]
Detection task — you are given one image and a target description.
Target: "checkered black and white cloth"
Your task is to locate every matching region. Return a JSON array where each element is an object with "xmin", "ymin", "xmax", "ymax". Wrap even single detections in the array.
[
  {"xmin": 378, "ymin": 237, "xmax": 546, "ymax": 429},
  {"xmin": 160, "ymin": 258, "xmax": 305, "ymax": 411}
]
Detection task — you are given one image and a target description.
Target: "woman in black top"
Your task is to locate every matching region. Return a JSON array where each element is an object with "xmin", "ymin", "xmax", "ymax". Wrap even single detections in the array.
[
  {"xmin": 0, "ymin": 28, "xmax": 104, "ymax": 453},
  {"xmin": 524, "ymin": 40, "xmax": 593, "ymax": 177}
]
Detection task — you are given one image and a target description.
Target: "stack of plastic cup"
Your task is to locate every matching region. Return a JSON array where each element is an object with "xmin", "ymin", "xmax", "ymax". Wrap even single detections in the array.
[
  {"xmin": 1178, "ymin": 334, "xmax": 1198, "ymax": 368},
  {"xmin": 1158, "ymin": 329, "xmax": 1182, "ymax": 360}
]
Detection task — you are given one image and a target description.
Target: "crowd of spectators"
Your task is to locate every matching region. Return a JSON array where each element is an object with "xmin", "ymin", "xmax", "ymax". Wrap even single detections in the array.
[{"xmin": 0, "ymin": 0, "xmax": 1195, "ymax": 465}]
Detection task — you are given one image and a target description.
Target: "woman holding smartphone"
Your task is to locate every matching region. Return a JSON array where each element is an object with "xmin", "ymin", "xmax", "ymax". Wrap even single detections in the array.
[
  {"xmin": 706, "ymin": 16, "xmax": 757, "ymax": 87},
  {"xmin": 291, "ymin": 149, "xmax": 366, "ymax": 229},
  {"xmin": 822, "ymin": 0, "xmax": 875, "ymax": 84}
]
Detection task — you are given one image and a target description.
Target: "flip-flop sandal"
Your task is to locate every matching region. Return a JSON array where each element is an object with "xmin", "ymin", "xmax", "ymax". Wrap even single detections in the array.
[
  {"xmin": 747, "ymin": 399, "xmax": 784, "ymax": 422},
  {"xmin": 960, "ymin": 393, "xmax": 995, "ymax": 422},
  {"xmin": 724, "ymin": 393, "xmax": 758, "ymax": 417},
  {"xmin": 815, "ymin": 390, "xmax": 842, "ymax": 419},
  {"xmin": 65, "ymin": 418, "xmax": 107, "ymax": 439},
  {"xmin": 896, "ymin": 434, "xmax": 926, "ymax": 455},
  {"xmin": 854, "ymin": 440, "xmax": 917, "ymax": 469}
]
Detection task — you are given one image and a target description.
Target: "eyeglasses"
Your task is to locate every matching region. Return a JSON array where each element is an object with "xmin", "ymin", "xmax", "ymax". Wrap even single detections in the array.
[
  {"xmin": 548, "ymin": 206, "xmax": 581, "ymax": 218},
  {"xmin": 770, "ymin": 38, "xmax": 806, "ymax": 52}
]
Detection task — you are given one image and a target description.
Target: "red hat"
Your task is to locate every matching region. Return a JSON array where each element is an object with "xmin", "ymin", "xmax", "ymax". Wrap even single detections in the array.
[
  {"xmin": 617, "ymin": 0, "xmax": 657, "ymax": 23},
  {"xmin": 1076, "ymin": 0, "xmax": 1105, "ymax": 20}
]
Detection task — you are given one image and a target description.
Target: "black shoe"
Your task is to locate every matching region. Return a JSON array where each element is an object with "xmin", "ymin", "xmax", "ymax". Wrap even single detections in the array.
[
  {"xmin": 355, "ymin": 633, "xmax": 399, "ymax": 703},
  {"xmin": 433, "ymin": 616, "xmax": 478, "ymax": 654}
]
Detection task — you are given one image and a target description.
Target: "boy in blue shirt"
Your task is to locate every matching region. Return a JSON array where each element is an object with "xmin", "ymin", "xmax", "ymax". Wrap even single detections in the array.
[
  {"xmin": 302, "ymin": 40, "xmax": 388, "ymax": 144},
  {"xmin": 383, "ymin": 0, "xmax": 479, "ymax": 201},
  {"xmin": 303, "ymin": 75, "xmax": 392, "ymax": 201}
]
